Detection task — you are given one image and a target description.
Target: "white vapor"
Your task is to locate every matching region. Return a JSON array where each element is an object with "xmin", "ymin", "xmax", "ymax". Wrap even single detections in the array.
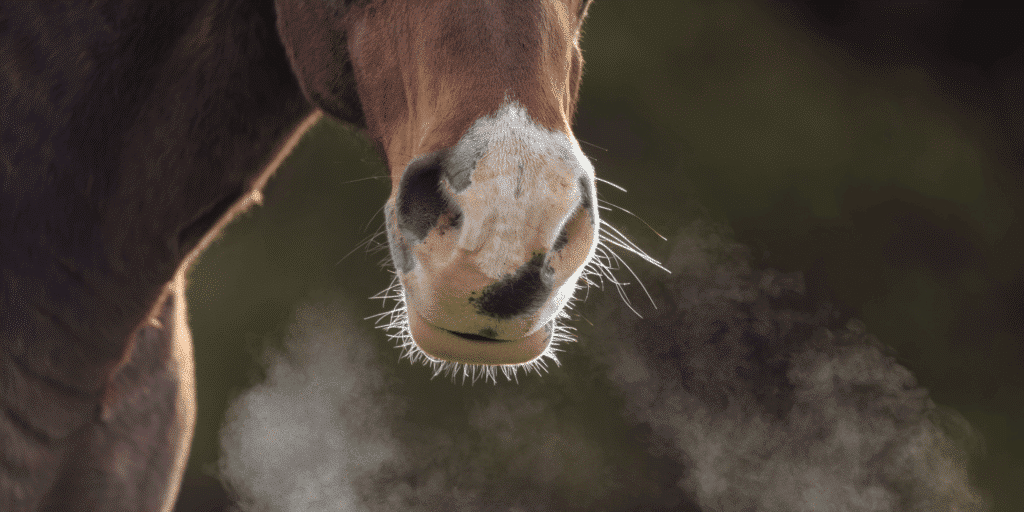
[
  {"xmin": 599, "ymin": 220, "xmax": 988, "ymax": 512},
  {"xmin": 218, "ymin": 220, "xmax": 988, "ymax": 511},
  {"xmin": 218, "ymin": 302, "xmax": 400, "ymax": 512}
]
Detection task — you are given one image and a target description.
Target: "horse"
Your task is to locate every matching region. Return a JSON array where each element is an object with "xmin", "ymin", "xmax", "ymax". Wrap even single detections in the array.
[{"xmin": 0, "ymin": 0, "xmax": 600, "ymax": 509}]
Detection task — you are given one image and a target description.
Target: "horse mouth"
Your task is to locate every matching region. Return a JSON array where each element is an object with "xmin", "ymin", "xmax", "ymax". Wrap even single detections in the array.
[
  {"xmin": 443, "ymin": 329, "xmax": 505, "ymax": 342},
  {"xmin": 407, "ymin": 310, "xmax": 552, "ymax": 366}
]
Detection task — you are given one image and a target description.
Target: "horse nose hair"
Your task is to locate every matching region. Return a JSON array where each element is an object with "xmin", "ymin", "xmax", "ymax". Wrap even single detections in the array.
[
  {"xmin": 395, "ymin": 151, "xmax": 462, "ymax": 243},
  {"xmin": 470, "ymin": 253, "xmax": 554, "ymax": 319}
]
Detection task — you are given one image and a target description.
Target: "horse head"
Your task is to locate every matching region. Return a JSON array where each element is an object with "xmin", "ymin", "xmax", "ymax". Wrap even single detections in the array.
[{"xmin": 278, "ymin": 0, "xmax": 597, "ymax": 372}]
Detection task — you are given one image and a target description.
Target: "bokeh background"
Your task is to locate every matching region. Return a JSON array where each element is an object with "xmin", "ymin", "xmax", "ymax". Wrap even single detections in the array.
[{"xmin": 174, "ymin": 1, "xmax": 1022, "ymax": 510}]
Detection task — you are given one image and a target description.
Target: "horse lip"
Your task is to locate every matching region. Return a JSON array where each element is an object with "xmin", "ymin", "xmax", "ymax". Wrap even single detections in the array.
[{"xmin": 408, "ymin": 311, "xmax": 551, "ymax": 365}]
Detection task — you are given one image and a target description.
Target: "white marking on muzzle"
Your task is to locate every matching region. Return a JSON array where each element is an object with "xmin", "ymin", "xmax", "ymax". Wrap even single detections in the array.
[{"xmin": 444, "ymin": 101, "xmax": 594, "ymax": 280}]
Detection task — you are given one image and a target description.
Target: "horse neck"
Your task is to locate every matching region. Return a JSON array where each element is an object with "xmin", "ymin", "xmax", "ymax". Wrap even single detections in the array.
[{"xmin": 1, "ymin": 0, "xmax": 310, "ymax": 395}]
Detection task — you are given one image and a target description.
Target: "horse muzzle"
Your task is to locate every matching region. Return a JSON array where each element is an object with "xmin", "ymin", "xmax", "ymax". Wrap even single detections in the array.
[{"xmin": 385, "ymin": 102, "xmax": 598, "ymax": 365}]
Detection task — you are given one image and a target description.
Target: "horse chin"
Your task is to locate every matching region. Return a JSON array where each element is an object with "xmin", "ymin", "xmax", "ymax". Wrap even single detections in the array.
[{"xmin": 407, "ymin": 309, "xmax": 553, "ymax": 366}]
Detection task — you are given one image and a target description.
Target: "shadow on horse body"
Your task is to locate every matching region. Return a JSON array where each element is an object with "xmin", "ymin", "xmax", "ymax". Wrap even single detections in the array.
[{"xmin": 0, "ymin": 0, "xmax": 595, "ymax": 509}]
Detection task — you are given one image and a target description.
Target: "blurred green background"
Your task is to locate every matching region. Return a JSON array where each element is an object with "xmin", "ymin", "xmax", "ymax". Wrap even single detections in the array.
[{"xmin": 175, "ymin": 1, "xmax": 1022, "ymax": 510}]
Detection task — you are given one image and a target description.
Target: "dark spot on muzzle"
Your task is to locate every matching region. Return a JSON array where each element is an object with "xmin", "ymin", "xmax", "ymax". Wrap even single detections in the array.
[
  {"xmin": 470, "ymin": 252, "xmax": 554, "ymax": 319},
  {"xmin": 392, "ymin": 144, "xmax": 490, "ymax": 272},
  {"xmin": 396, "ymin": 151, "xmax": 460, "ymax": 243},
  {"xmin": 395, "ymin": 145, "xmax": 491, "ymax": 240}
]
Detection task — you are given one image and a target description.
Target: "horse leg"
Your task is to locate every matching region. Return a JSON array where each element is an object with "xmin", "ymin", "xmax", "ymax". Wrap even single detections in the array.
[
  {"xmin": 37, "ymin": 272, "xmax": 195, "ymax": 512},
  {"xmin": 2, "ymin": 2, "xmax": 322, "ymax": 508}
]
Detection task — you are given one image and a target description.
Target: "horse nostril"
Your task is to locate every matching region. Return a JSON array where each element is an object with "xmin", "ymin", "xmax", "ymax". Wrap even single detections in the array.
[
  {"xmin": 470, "ymin": 252, "xmax": 554, "ymax": 319},
  {"xmin": 553, "ymin": 176, "xmax": 595, "ymax": 254},
  {"xmin": 552, "ymin": 224, "xmax": 570, "ymax": 253},
  {"xmin": 395, "ymin": 150, "xmax": 461, "ymax": 242}
]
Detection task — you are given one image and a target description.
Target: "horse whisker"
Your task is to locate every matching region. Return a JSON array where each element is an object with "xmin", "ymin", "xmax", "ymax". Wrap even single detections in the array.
[
  {"xmin": 594, "ymin": 176, "xmax": 627, "ymax": 192},
  {"xmin": 599, "ymin": 200, "xmax": 667, "ymax": 241}
]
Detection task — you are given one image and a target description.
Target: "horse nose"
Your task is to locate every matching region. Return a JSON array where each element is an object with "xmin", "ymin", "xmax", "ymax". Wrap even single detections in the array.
[
  {"xmin": 393, "ymin": 144, "xmax": 594, "ymax": 324},
  {"xmin": 395, "ymin": 150, "xmax": 462, "ymax": 245},
  {"xmin": 389, "ymin": 104, "xmax": 599, "ymax": 358}
]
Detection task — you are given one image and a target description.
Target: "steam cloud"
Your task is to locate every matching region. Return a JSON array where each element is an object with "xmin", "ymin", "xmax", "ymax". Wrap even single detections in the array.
[{"xmin": 218, "ymin": 220, "xmax": 988, "ymax": 511}]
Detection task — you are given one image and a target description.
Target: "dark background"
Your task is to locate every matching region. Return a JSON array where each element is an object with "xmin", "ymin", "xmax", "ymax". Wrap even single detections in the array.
[{"xmin": 175, "ymin": 1, "xmax": 1023, "ymax": 510}]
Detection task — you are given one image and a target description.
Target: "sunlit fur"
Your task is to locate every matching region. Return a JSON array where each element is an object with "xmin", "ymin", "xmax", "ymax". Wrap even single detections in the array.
[{"xmin": 368, "ymin": 178, "xmax": 668, "ymax": 384}]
